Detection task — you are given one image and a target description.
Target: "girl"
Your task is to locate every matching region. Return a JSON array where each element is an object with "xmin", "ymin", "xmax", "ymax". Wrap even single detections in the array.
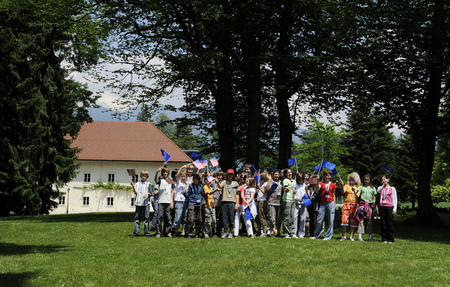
[
  {"xmin": 339, "ymin": 172, "xmax": 361, "ymax": 241},
  {"xmin": 154, "ymin": 167, "xmax": 173, "ymax": 238},
  {"xmin": 202, "ymin": 176, "xmax": 217, "ymax": 238},
  {"xmin": 268, "ymin": 170, "xmax": 283, "ymax": 238},
  {"xmin": 294, "ymin": 173, "xmax": 307, "ymax": 238},
  {"xmin": 282, "ymin": 169, "xmax": 297, "ymax": 238},
  {"xmin": 237, "ymin": 177, "xmax": 257, "ymax": 238},
  {"xmin": 257, "ymin": 172, "xmax": 272, "ymax": 237},
  {"xmin": 312, "ymin": 170, "xmax": 337, "ymax": 240},
  {"xmin": 307, "ymin": 174, "xmax": 320, "ymax": 238},
  {"xmin": 377, "ymin": 175, "xmax": 397, "ymax": 243},
  {"xmin": 356, "ymin": 174, "xmax": 377, "ymax": 241}
]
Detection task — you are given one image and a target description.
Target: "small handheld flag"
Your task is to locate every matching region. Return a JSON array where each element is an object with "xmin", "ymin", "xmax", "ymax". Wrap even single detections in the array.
[
  {"xmin": 127, "ymin": 169, "xmax": 136, "ymax": 176},
  {"xmin": 267, "ymin": 182, "xmax": 278, "ymax": 196},
  {"xmin": 201, "ymin": 159, "xmax": 208, "ymax": 168},
  {"xmin": 207, "ymin": 175, "xmax": 215, "ymax": 182},
  {"xmin": 315, "ymin": 164, "xmax": 323, "ymax": 173},
  {"xmin": 210, "ymin": 157, "xmax": 219, "ymax": 167},
  {"xmin": 331, "ymin": 167, "xmax": 339, "ymax": 178},
  {"xmin": 190, "ymin": 151, "xmax": 201, "ymax": 161},
  {"xmin": 322, "ymin": 160, "xmax": 336, "ymax": 170},
  {"xmin": 244, "ymin": 207, "xmax": 253, "ymax": 221},
  {"xmin": 193, "ymin": 160, "xmax": 204, "ymax": 170},
  {"xmin": 302, "ymin": 194, "xmax": 312, "ymax": 207},
  {"xmin": 160, "ymin": 148, "xmax": 171, "ymax": 162},
  {"xmin": 254, "ymin": 169, "xmax": 261, "ymax": 183},
  {"xmin": 381, "ymin": 164, "xmax": 395, "ymax": 175},
  {"xmin": 288, "ymin": 158, "xmax": 296, "ymax": 166}
]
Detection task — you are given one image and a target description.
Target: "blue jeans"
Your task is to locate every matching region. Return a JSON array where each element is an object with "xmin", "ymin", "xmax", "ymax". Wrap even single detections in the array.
[
  {"xmin": 172, "ymin": 201, "xmax": 188, "ymax": 231},
  {"xmin": 314, "ymin": 201, "xmax": 335, "ymax": 240},
  {"xmin": 151, "ymin": 199, "xmax": 158, "ymax": 229},
  {"xmin": 134, "ymin": 205, "xmax": 150, "ymax": 235}
]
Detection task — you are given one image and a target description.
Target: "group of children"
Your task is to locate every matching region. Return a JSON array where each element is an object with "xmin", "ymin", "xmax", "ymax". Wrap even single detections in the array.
[{"xmin": 131, "ymin": 163, "xmax": 398, "ymax": 243}]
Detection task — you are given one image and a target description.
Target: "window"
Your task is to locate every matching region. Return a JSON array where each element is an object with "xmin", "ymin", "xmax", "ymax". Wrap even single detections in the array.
[
  {"xmin": 131, "ymin": 198, "xmax": 135, "ymax": 206},
  {"xmin": 108, "ymin": 174, "xmax": 115, "ymax": 183},
  {"xmin": 83, "ymin": 197, "xmax": 89, "ymax": 206},
  {"xmin": 59, "ymin": 196, "xmax": 65, "ymax": 205},
  {"xmin": 107, "ymin": 197, "xmax": 114, "ymax": 206},
  {"xmin": 132, "ymin": 175, "xmax": 139, "ymax": 183},
  {"xmin": 84, "ymin": 173, "xmax": 91, "ymax": 182}
]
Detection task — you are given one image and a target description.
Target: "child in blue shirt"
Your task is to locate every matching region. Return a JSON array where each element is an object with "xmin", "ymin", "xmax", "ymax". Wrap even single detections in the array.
[{"xmin": 185, "ymin": 174, "xmax": 205, "ymax": 239}]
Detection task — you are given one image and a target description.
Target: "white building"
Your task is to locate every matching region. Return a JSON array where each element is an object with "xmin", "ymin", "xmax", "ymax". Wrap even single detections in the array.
[{"xmin": 51, "ymin": 121, "xmax": 192, "ymax": 214}]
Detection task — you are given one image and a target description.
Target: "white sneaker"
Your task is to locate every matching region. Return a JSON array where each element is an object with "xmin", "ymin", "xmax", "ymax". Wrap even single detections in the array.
[
  {"xmin": 221, "ymin": 232, "xmax": 228, "ymax": 239},
  {"xmin": 284, "ymin": 235, "xmax": 291, "ymax": 238},
  {"xmin": 350, "ymin": 237, "xmax": 355, "ymax": 241},
  {"xmin": 260, "ymin": 233, "xmax": 267, "ymax": 237},
  {"xmin": 299, "ymin": 235, "xmax": 304, "ymax": 238},
  {"xmin": 204, "ymin": 234, "xmax": 209, "ymax": 238},
  {"xmin": 228, "ymin": 233, "xmax": 233, "ymax": 239},
  {"xmin": 358, "ymin": 238, "xmax": 364, "ymax": 242},
  {"xmin": 340, "ymin": 236, "xmax": 347, "ymax": 241},
  {"xmin": 292, "ymin": 235, "xmax": 298, "ymax": 239}
]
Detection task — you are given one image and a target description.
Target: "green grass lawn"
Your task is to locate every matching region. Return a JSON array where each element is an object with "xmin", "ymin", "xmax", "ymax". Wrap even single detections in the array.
[{"xmin": 1, "ymin": 212, "xmax": 449, "ymax": 286}]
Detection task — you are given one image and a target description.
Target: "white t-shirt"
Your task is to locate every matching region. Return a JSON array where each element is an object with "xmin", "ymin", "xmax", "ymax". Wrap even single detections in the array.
[
  {"xmin": 157, "ymin": 178, "xmax": 172, "ymax": 204},
  {"xmin": 174, "ymin": 181, "xmax": 187, "ymax": 202},
  {"xmin": 257, "ymin": 182, "xmax": 267, "ymax": 201},
  {"xmin": 295, "ymin": 183, "xmax": 307, "ymax": 204}
]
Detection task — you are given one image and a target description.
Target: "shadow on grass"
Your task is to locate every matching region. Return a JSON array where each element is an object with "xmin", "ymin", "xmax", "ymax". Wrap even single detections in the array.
[
  {"xmin": 0, "ymin": 272, "xmax": 37, "ymax": 287},
  {"xmin": 1, "ymin": 212, "xmax": 153, "ymax": 223},
  {"xmin": 0, "ymin": 243, "xmax": 66, "ymax": 256},
  {"xmin": 371, "ymin": 214, "xmax": 450, "ymax": 244}
]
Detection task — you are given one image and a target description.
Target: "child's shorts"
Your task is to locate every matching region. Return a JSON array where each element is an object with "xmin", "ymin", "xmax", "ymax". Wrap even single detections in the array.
[{"xmin": 341, "ymin": 203, "xmax": 358, "ymax": 227}]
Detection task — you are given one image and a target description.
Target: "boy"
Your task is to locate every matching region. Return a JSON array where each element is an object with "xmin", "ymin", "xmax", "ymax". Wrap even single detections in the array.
[
  {"xmin": 203, "ymin": 176, "xmax": 217, "ymax": 238},
  {"xmin": 217, "ymin": 169, "xmax": 239, "ymax": 239},
  {"xmin": 154, "ymin": 166, "xmax": 174, "ymax": 238},
  {"xmin": 131, "ymin": 170, "xmax": 153, "ymax": 237},
  {"xmin": 185, "ymin": 174, "xmax": 205, "ymax": 239}
]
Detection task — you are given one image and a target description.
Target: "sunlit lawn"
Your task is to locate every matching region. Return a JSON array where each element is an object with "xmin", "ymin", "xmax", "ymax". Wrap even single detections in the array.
[{"xmin": 1, "ymin": 212, "xmax": 449, "ymax": 286}]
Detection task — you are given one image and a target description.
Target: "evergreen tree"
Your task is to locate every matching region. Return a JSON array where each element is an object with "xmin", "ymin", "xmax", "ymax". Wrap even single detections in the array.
[
  {"xmin": 0, "ymin": 0, "xmax": 105, "ymax": 215},
  {"xmin": 341, "ymin": 111, "xmax": 396, "ymax": 186}
]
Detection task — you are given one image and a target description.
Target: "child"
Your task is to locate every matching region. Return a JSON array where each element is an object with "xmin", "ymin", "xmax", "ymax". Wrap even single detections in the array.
[
  {"xmin": 131, "ymin": 170, "xmax": 153, "ymax": 237},
  {"xmin": 307, "ymin": 174, "xmax": 320, "ymax": 238},
  {"xmin": 171, "ymin": 171, "xmax": 189, "ymax": 238},
  {"xmin": 235, "ymin": 177, "xmax": 256, "ymax": 238},
  {"xmin": 282, "ymin": 169, "xmax": 297, "ymax": 238},
  {"xmin": 268, "ymin": 170, "xmax": 283, "ymax": 238},
  {"xmin": 213, "ymin": 171, "xmax": 224, "ymax": 237},
  {"xmin": 257, "ymin": 172, "xmax": 271, "ymax": 237},
  {"xmin": 312, "ymin": 170, "xmax": 337, "ymax": 240},
  {"xmin": 185, "ymin": 174, "xmax": 205, "ymax": 239},
  {"xmin": 203, "ymin": 176, "xmax": 217, "ymax": 238},
  {"xmin": 217, "ymin": 169, "xmax": 239, "ymax": 239},
  {"xmin": 356, "ymin": 174, "xmax": 377, "ymax": 241},
  {"xmin": 294, "ymin": 173, "xmax": 307, "ymax": 238},
  {"xmin": 154, "ymin": 166, "xmax": 174, "ymax": 238},
  {"xmin": 339, "ymin": 172, "xmax": 361, "ymax": 241},
  {"xmin": 377, "ymin": 175, "xmax": 397, "ymax": 243}
]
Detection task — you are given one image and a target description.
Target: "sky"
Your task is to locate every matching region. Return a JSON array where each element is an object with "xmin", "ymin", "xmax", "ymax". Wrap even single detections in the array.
[{"xmin": 73, "ymin": 69, "xmax": 403, "ymax": 138}]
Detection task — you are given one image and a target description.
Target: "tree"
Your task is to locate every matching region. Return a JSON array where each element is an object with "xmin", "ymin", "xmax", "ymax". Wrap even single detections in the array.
[
  {"xmin": 340, "ymin": 111, "xmax": 396, "ymax": 186},
  {"xmin": 0, "ymin": 0, "xmax": 105, "ymax": 215},
  {"xmin": 293, "ymin": 118, "xmax": 351, "ymax": 179},
  {"xmin": 327, "ymin": 0, "xmax": 450, "ymax": 225}
]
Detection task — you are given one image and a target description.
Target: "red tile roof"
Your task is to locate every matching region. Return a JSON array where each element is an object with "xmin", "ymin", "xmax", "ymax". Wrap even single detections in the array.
[{"xmin": 70, "ymin": 121, "xmax": 192, "ymax": 162}]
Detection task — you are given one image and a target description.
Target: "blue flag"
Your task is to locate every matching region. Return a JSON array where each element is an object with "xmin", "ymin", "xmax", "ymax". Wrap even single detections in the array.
[
  {"xmin": 250, "ymin": 165, "xmax": 256, "ymax": 175},
  {"xmin": 244, "ymin": 207, "xmax": 253, "ymax": 221},
  {"xmin": 302, "ymin": 194, "xmax": 312, "ymax": 207},
  {"xmin": 267, "ymin": 182, "xmax": 278, "ymax": 196},
  {"xmin": 190, "ymin": 151, "xmax": 201, "ymax": 161},
  {"xmin": 288, "ymin": 158, "xmax": 297, "ymax": 166},
  {"xmin": 331, "ymin": 167, "xmax": 339, "ymax": 178},
  {"xmin": 322, "ymin": 160, "xmax": 336, "ymax": 170},
  {"xmin": 160, "ymin": 148, "xmax": 171, "ymax": 162},
  {"xmin": 381, "ymin": 164, "xmax": 395, "ymax": 175},
  {"xmin": 315, "ymin": 164, "xmax": 323, "ymax": 173}
]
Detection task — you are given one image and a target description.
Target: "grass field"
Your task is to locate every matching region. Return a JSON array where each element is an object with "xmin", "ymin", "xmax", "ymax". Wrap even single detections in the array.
[{"xmin": 1, "ymin": 212, "xmax": 449, "ymax": 286}]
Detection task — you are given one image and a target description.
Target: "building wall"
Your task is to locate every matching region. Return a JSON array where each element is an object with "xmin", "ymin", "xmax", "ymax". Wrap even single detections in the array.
[{"xmin": 51, "ymin": 161, "xmax": 187, "ymax": 214}]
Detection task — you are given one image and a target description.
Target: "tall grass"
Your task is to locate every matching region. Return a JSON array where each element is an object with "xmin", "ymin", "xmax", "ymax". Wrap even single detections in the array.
[{"xmin": 1, "ymin": 212, "xmax": 449, "ymax": 286}]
